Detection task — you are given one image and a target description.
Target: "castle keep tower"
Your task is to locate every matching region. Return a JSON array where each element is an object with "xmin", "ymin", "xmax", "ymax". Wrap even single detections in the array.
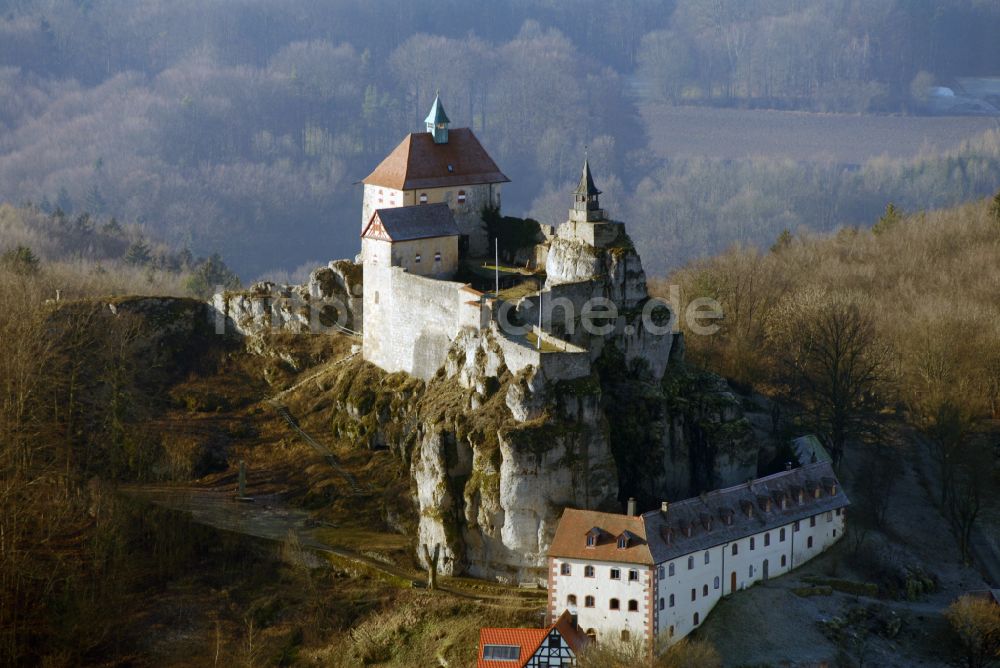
[
  {"xmin": 360, "ymin": 94, "xmax": 509, "ymax": 257},
  {"xmin": 570, "ymin": 159, "xmax": 605, "ymax": 222}
]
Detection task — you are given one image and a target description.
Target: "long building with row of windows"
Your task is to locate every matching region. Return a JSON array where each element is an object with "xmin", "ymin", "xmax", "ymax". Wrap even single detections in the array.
[{"xmin": 545, "ymin": 461, "xmax": 849, "ymax": 652}]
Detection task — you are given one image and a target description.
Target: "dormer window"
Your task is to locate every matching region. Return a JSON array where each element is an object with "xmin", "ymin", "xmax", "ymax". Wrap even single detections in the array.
[
  {"xmin": 701, "ymin": 513, "xmax": 713, "ymax": 531},
  {"xmin": 617, "ymin": 536, "xmax": 627, "ymax": 549},
  {"xmin": 586, "ymin": 527, "xmax": 602, "ymax": 548},
  {"xmin": 586, "ymin": 535, "xmax": 596, "ymax": 548},
  {"xmin": 758, "ymin": 496, "xmax": 772, "ymax": 513},
  {"xmin": 741, "ymin": 500, "xmax": 754, "ymax": 518}
]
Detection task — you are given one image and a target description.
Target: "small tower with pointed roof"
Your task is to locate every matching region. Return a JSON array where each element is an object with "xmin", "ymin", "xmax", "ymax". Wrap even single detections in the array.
[
  {"xmin": 570, "ymin": 159, "xmax": 605, "ymax": 223},
  {"xmin": 425, "ymin": 93, "xmax": 450, "ymax": 144}
]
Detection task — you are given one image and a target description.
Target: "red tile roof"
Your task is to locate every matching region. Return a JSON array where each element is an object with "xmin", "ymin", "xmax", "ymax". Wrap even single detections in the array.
[
  {"xmin": 477, "ymin": 627, "xmax": 547, "ymax": 668},
  {"xmin": 547, "ymin": 508, "xmax": 653, "ymax": 564},
  {"xmin": 477, "ymin": 611, "xmax": 587, "ymax": 668},
  {"xmin": 362, "ymin": 128, "xmax": 509, "ymax": 190}
]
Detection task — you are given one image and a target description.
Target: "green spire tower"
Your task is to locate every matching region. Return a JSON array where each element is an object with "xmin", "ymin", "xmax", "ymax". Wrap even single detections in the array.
[{"xmin": 424, "ymin": 92, "xmax": 450, "ymax": 144}]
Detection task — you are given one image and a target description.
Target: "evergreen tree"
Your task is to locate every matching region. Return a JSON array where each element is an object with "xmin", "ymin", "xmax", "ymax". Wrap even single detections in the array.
[
  {"xmin": 770, "ymin": 228, "xmax": 793, "ymax": 253},
  {"xmin": 1, "ymin": 246, "xmax": 40, "ymax": 275},
  {"xmin": 873, "ymin": 202, "xmax": 902, "ymax": 235},
  {"xmin": 102, "ymin": 217, "xmax": 124, "ymax": 237},
  {"xmin": 184, "ymin": 253, "xmax": 240, "ymax": 297},
  {"xmin": 123, "ymin": 240, "xmax": 151, "ymax": 266}
]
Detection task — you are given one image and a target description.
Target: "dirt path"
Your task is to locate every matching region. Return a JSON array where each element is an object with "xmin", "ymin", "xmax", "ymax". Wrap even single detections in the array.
[{"xmin": 120, "ymin": 485, "xmax": 545, "ymax": 608}]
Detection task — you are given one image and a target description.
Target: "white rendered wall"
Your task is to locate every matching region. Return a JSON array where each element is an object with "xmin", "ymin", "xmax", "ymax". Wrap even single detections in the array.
[
  {"xmin": 549, "ymin": 557, "xmax": 652, "ymax": 646},
  {"xmin": 549, "ymin": 509, "xmax": 846, "ymax": 650}
]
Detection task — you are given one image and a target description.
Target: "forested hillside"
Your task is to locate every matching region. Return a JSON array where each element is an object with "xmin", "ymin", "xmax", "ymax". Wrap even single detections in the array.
[{"xmin": 2, "ymin": 0, "xmax": 1000, "ymax": 278}]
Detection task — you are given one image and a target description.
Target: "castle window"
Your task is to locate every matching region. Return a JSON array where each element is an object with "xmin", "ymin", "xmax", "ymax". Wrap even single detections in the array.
[
  {"xmin": 687, "ymin": 556, "xmax": 694, "ymax": 570},
  {"xmin": 659, "ymin": 597, "xmax": 664, "ymax": 610},
  {"xmin": 780, "ymin": 528, "xmax": 786, "ymax": 542},
  {"xmin": 415, "ymin": 253, "xmax": 421, "ymax": 263},
  {"xmin": 658, "ymin": 565, "xmax": 664, "ymax": 580},
  {"xmin": 807, "ymin": 536, "xmax": 814, "ymax": 548},
  {"xmin": 620, "ymin": 630, "xmax": 630, "ymax": 641},
  {"xmin": 669, "ymin": 594, "xmax": 674, "ymax": 607},
  {"xmin": 628, "ymin": 599, "xmax": 638, "ymax": 612},
  {"xmin": 586, "ymin": 535, "xmax": 595, "ymax": 547},
  {"xmin": 610, "ymin": 568, "xmax": 621, "ymax": 580},
  {"xmin": 732, "ymin": 543, "xmax": 738, "ymax": 556},
  {"xmin": 669, "ymin": 626, "xmax": 674, "ymax": 638},
  {"xmin": 609, "ymin": 598, "xmax": 620, "ymax": 610},
  {"xmin": 567, "ymin": 594, "xmax": 577, "ymax": 607},
  {"xmin": 560, "ymin": 563, "xmax": 571, "ymax": 576},
  {"xmin": 794, "ymin": 521, "xmax": 800, "ymax": 531},
  {"xmin": 781, "ymin": 555, "xmax": 787, "ymax": 567},
  {"xmin": 690, "ymin": 589, "xmax": 696, "ymax": 602},
  {"xmin": 584, "ymin": 565, "xmax": 595, "ymax": 578},
  {"xmin": 750, "ymin": 537, "xmax": 755, "ymax": 550},
  {"xmin": 434, "ymin": 252, "xmax": 441, "ymax": 262},
  {"xmin": 704, "ymin": 551, "xmax": 710, "ymax": 565},
  {"xmin": 749, "ymin": 565, "xmax": 754, "ymax": 578},
  {"xmin": 584, "ymin": 596, "xmax": 595, "ymax": 608},
  {"xmin": 374, "ymin": 291, "xmax": 379, "ymax": 304},
  {"xmin": 586, "ymin": 628, "xmax": 597, "ymax": 642},
  {"xmin": 810, "ymin": 516, "xmax": 817, "ymax": 528},
  {"xmin": 764, "ymin": 533, "xmax": 770, "ymax": 547},
  {"xmin": 457, "ymin": 190, "xmax": 466, "ymax": 203},
  {"xmin": 693, "ymin": 612, "xmax": 700, "ymax": 626},
  {"xmin": 628, "ymin": 569, "xmax": 639, "ymax": 582},
  {"xmin": 668, "ymin": 563, "xmax": 675, "ymax": 576},
  {"xmin": 703, "ymin": 584, "xmax": 708, "ymax": 597},
  {"xmin": 617, "ymin": 536, "xmax": 628, "ymax": 549},
  {"xmin": 419, "ymin": 193, "xmax": 428, "ymax": 203},
  {"xmin": 714, "ymin": 576, "xmax": 720, "ymax": 590},
  {"xmin": 826, "ymin": 511, "xmax": 833, "ymax": 522}
]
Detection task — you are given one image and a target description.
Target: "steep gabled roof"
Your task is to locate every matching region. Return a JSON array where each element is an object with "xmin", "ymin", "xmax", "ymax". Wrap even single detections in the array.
[
  {"xmin": 361, "ymin": 203, "xmax": 458, "ymax": 242},
  {"xmin": 548, "ymin": 508, "xmax": 652, "ymax": 565},
  {"xmin": 574, "ymin": 159, "xmax": 601, "ymax": 196},
  {"xmin": 425, "ymin": 94, "xmax": 450, "ymax": 125},
  {"xmin": 362, "ymin": 128, "xmax": 509, "ymax": 190},
  {"xmin": 477, "ymin": 611, "xmax": 587, "ymax": 668}
]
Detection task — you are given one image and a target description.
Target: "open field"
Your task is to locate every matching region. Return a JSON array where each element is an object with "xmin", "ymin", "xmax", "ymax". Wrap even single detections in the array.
[{"xmin": 641, "ymin": 103, "xmax": 1000, "ymax": 163}]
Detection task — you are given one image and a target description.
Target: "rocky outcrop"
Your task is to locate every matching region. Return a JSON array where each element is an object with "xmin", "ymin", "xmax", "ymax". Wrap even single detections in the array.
[{"xmin": 212, "ymin": 259, "xmax": 362, "ymax": 341}]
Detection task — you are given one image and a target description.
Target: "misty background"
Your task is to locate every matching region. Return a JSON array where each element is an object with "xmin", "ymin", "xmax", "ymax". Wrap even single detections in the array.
[{"xmin": 2, "ymin": 0, "xmax": 1000, "ymax": 281}]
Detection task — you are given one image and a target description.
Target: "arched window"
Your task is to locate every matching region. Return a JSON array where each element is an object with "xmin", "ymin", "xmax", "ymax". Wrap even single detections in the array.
[
  {"xmin": 628, "ymin": 599, "xmax": 638, "ymax": 612},
  {"xmin": 584, "ymin": 565, "xmax": 595, "ymax": 577},
  {"xmin": 732, "ymin": 543, "xmax": 739, "ymax": 556},
  {"xmin": 764, "ymin": 532, "xmax": 770, "ymax": 547},
  {"xmin": 668, "ymin": 563, "xmax": 675, "ymax": 576},
  {"xmin": 560, "ymin": 563, "xmax": 571, "ymax": 575},
  {"xmin": 658, "ymin": 565, "xmax": 664, "ymax": 580},
  {"xmin": 586, "ymin": 535, "xmax": 596, "ymax": 547},
  {"xmin": 749, "ymin": 565, "xmax": 754, "ymax": 577},
  {"xmin": 704, "ymin": 551, "xmax": 710, "ymax": 564},
  {"xmin": 658, "ymin": 597, "xmax": 664, "ymax": 610},
  {"xmin": 669, "ymin": 594, "xmax": 674, "ymax": 607},
  {"xmin": 780, "ymin": 528, "xmax": 786, "ymax": 542},
  {"xmin": 620, "ymin": 630, "xmax": 630, "ymax": 641},
  {"xmin": 750, "ymin": 537, "xmax": 755, "ymax": 550},
  {"xmin": 714, "ymin": 576, "xmax": 720, "ymax": 590},
  {"xmin": 609, "ymin": 598, "xmax": 620, "ymax": 610},
  {"xmin": 567, "ymin": 594, "xmax": 577, "ymax": 608},
  {"xmin": 586, "ymin": 629, "xmax": 597, "ymax": 643},
  {"xmin": 690, "ymin": 589, "xmax": 696, "ymax": 602},
  {"xmin": 693, "ymin": 612, "xmax": 700, "ymax": 626},
  {"xmin": 584, "ymin": 595, "xmax": 595, "ymax": 608},
  {"xmin": 687, "ymin": 556, "xmax": 694, "ymax": 570},
  {"xmin": 703, "ymin": 584, "xmax": 708, "ymax": 597},
  {"xmin": 457, "ymin": 190, "xmax": 466, "ymax": 204},
  {"xmin": 617, "ymin": 536, "xmax": 627, "ymax": 549},
  {"xmin": 434, "ymin": 252, "xmax": 441, "ymax": 262},
  {"xmin": 807, "ymin": 536, "xmax": 814, "ymax": 548},
  {"xmin": 419, "ymin": 193, "xmax": 428, "ymax": 203}
]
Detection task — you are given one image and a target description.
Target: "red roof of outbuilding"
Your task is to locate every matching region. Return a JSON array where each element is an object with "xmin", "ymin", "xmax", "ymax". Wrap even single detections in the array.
[
  {"xmin": 477, "ymin": 611, "xmax": 587, "ymax": 668},
  {"xmin": 362, "ymin": 128, "xmax": 509, "ymax": 190}
]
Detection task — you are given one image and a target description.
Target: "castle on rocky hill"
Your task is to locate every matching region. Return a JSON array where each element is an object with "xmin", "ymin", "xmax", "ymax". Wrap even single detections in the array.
[{"xmin": 358, "ymin": 94, "xmax": 673, "ymax": 385}]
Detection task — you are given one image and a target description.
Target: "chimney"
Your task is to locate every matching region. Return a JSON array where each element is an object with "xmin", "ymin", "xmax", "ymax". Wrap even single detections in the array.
[
  {"xmin": 627, "ymin": 497, "xmax": 637, "ymax": 516},
  {"xmin": 661, "ymin": 501, "xmax": 669, "ymax": 515}
]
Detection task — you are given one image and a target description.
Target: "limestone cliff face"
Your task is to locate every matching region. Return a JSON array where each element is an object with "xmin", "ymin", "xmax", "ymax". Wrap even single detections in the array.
[{"xmin": 212, "ymin": 260, "xmax": 362, "ymax": 341}]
